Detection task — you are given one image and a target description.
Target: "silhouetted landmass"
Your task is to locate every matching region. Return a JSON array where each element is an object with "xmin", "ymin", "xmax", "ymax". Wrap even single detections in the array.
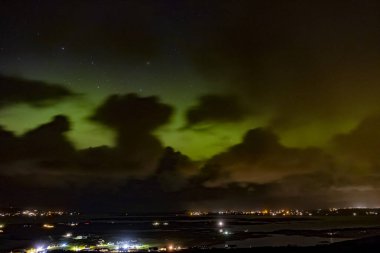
[{"xmin": 42, "ymin": 236, "xmax": 380, "ymax": 253}]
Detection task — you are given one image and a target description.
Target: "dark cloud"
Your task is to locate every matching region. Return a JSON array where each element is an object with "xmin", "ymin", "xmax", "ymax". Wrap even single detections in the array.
[
  {"xmin": 181, "ymin": 119, "xmax": 380, "ymax": 208},
  {"xmin": 0, "ymin": 93, "xmax": 174, "ymax": 179},
  {"xmin": 154, "ymin": 147, "xmax": 198, "ymax": 191},
  {"xmin": 199, "ymin": 128, "xmax": 331, "ymax": 185},
  {"xmin": 0, "ymin": 126, "xmax": 18, "ymax": 163},
  {"xmin": 2, "ymin": 94, "xmax": 380, "ymax": 210},
  {"xmin": 185, "ymin": 94, "xmax": 247, "ymax": 127},
  {"xmin": 0, "ymin": 115, "xmax": 76, "ymax": 177},
  {"xmin": 0, "ymin": 74, "xmax": 74, "ymax": 109},
  {"xmin": 2, "ymin": 114, "xmax": 380, "ymax": 209},
  {"xmin": 91, "ymin": 94, "xmax": 172, "ymax": 133},
  {"xmin": 257, "ymin": 170, "xmax": 380, "ymax": 209},
  {"xmin": 331, "ymin": 115, "xmax": 380, "ymax": 173},
  {"xmin": 89, "ymin": 94, "xmax": 173, "ymax": 177},
  {"xmin": 21, "ymin": 115, "xmax": 75, "ymax": 159}
]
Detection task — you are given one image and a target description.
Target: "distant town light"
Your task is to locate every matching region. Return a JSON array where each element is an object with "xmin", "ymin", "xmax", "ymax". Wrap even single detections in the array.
[
  {"xmin": 42, "ymin": 224, "xmax": 54, "ymax": 229},
  {"xmin": 63, "ymin": 232, "xmax": 72, "ymax": 238}
]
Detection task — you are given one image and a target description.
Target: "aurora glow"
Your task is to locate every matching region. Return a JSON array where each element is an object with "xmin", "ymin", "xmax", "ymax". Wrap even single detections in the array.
[{"xmin": 2, "ymin": 1, "xmax": 380, "ymax": 210}]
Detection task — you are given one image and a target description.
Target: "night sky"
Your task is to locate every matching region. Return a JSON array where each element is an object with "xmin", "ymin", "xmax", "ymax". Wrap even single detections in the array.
[{"xmin": 1, "ymin": 0, "xmax": 380, "ymax": 211}]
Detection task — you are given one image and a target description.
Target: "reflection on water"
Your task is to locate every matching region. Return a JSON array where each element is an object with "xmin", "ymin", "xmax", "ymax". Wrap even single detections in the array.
[{"xmin": 215, "ymin": 234, "xmax": 350, "ymax": 248}]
